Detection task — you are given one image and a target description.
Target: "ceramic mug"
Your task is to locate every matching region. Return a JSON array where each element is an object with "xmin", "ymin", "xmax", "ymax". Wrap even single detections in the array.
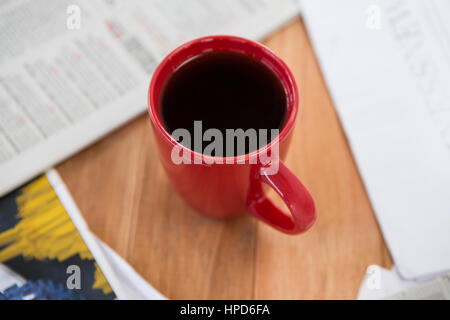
[{"xmin": 148, "ymin": 35, "xmax": 316, "ymax": 234}]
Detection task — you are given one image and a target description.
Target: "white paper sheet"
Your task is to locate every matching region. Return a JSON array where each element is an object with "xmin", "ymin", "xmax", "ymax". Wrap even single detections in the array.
[
  {"xmin": 46, "ymin": 169, "xmax": 165, "ymax": 300},
  {"xmin": 92, "ymin": 233, "xmax": 166, "ymax": 300},
  {"xmin": 300, "ymin": 0, "xmax": 450, "ymax": 280},
  {"xmin": 0, "ymin": 264, "xmax": 26, "ymax": 294}
]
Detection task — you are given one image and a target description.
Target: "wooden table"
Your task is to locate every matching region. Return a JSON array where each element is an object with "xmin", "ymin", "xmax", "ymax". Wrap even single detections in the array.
[{"xmin": 58, "ymin": 18, "xmax": 392, "ymax": 299}]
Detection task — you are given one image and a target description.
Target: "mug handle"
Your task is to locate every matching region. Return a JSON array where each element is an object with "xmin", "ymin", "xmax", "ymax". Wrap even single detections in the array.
[{"xmin": 246, "ymin": 161, "xmax": 316, "ymax": 234}]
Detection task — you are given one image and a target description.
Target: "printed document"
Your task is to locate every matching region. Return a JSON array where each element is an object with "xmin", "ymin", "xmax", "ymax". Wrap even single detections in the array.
[{"xmin": 300, "ymin": 0, "xmax": 450, "ymax": 279}]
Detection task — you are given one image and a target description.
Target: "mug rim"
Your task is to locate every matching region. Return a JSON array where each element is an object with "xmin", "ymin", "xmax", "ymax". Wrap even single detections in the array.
[{"xmin": 148, "ymin": 34, "xmax": 299, "ymax": 164}]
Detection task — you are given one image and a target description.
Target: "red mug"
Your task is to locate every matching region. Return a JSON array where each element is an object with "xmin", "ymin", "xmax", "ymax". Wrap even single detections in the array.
[{"xmin": 148, "ymin": 35, "xmax": 316, "ymax": 234}]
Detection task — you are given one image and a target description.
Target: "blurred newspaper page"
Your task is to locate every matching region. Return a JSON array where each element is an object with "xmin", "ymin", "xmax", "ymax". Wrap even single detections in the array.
[
  {"xmin": 0, "ymin": 0, "xmax": 299, "ymax": 196},
  {"xmin": 300, "ymin": 0, "xmax": 450, "ymax": 280}
]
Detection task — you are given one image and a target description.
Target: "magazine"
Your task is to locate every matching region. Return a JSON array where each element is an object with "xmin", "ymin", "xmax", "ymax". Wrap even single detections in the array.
[{"xmin": 0, "ymin": 172, "xmax": 116, "ymax": 300}]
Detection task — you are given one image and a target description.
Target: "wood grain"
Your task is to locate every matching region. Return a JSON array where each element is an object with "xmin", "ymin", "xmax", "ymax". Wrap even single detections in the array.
[{"xmin": 57, "ymin": 18, "xmax": 392, "ymax": 299}]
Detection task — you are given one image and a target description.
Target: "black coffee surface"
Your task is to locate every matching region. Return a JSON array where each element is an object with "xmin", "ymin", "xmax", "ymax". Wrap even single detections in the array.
[{"xmin": 160, "ymin": 50, "xmax": 287, "ymax": 156}]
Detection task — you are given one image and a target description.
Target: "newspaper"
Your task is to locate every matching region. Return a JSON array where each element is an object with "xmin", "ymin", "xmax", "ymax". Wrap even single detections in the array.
[
  {"xmin": 358, "ymin": 265, "xmax": 450, "ymax": 300},
  {"xmin": 300, "ymin": 0, "xmax": 450, "ymax": 280},
  {"xmin": 0, "ymin": 0, "xmax": 299, "ymax": 196}
]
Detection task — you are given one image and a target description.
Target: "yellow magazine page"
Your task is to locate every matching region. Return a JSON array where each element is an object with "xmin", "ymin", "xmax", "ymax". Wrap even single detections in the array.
[{"xmin": 0, "ymin": 173, "xmax": 116, "ymax": 300}]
